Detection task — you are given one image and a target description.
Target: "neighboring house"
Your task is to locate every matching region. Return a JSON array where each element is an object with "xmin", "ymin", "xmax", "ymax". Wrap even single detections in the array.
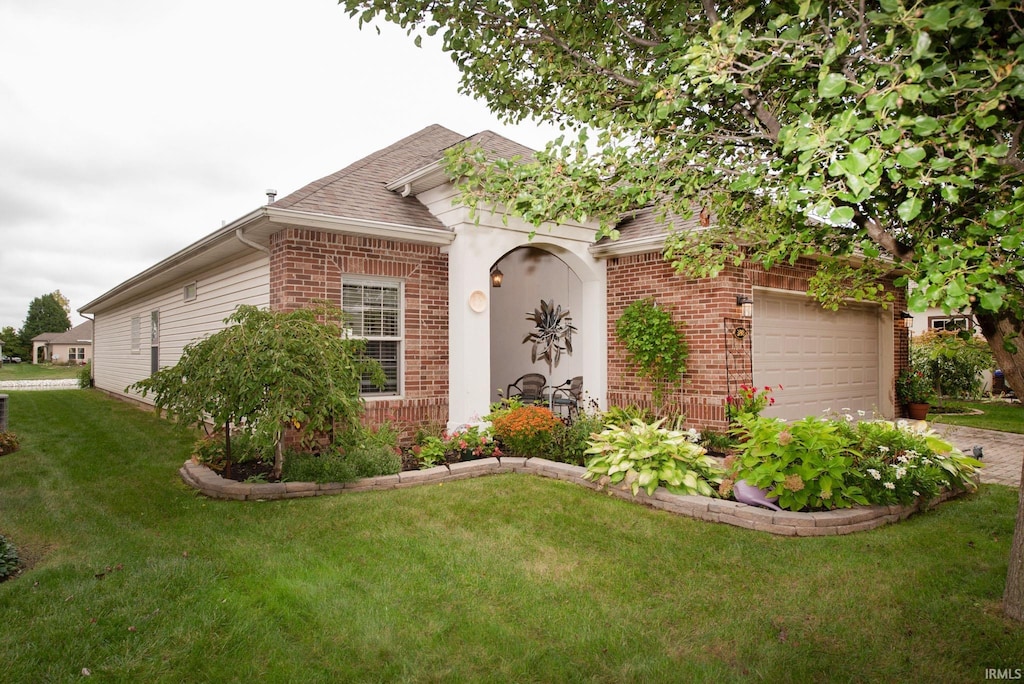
[
  {"xmin": 31, "ymin": 320, "xmax": 94, "ymax": 365},
  {"xmin": 909, "ymin": 308, "xmax": 976, "ymax": 337},
  {"xmin": 80, "ymin": 124, "xmax": 908, "ymax": 440},
  {"xmin": 907, "ymin": 307, "xmax": 994, "ymax": 393}
]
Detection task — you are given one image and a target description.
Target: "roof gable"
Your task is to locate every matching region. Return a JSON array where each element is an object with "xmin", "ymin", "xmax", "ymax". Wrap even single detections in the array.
[{"xmin": 272, "ymin": 124, "xmax": 468, "ymax": 229}]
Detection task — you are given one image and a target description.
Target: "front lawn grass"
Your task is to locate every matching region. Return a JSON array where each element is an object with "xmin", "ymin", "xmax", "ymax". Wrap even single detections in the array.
[
  {"xmin": 1, "ymin": 390, "xmax": 1023, "ymax": 681},
  {"xmin": 0, "ymin": 362, "xmax": 81, "ymax": 381},
  {"xmin": 930, "ymin": 399, "xmax": 1024, "ymax": 433}
]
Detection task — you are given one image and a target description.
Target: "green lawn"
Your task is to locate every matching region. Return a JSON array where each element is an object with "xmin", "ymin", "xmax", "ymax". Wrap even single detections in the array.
[
  {"xmin": 1, "ymin": 390, "xmax": 1023, "ymax": 682},
  {"xmin": 930, "ymin": 399, "xmax": 1024, "ymax": 434},
  {"xmin": 0, "ymin": 362, "xmax": 81, "ymax": 381}
]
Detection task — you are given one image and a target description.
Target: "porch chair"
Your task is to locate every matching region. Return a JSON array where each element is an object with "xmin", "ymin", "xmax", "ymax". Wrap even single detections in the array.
[
  {"xmin": 550, "ymin": 375, "xmax": 583, "ymax": 420},
  {"xmin": 506, "ymin": 373, "xmax": 548, "ymax": 404}
]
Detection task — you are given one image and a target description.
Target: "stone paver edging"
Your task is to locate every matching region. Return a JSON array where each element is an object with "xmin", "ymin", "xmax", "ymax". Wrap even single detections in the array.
[{"xmin": 180, "ymin": 457, "xmax": 962, "ymax": 537}]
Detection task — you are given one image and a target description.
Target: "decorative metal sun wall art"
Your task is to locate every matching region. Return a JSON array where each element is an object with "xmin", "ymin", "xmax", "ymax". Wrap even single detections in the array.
[{"xmin": 524, "ymin": 299, "xmax": 577, "ymax": 369}]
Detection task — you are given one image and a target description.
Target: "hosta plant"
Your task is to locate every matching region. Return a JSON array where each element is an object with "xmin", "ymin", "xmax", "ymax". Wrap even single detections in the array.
[{"xmin": 584, "ymin": 418, "xmax": 723, "ymax": 497}]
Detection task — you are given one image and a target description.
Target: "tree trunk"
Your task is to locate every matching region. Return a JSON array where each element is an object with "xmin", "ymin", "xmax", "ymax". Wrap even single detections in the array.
[
  {"xmin": 976, "ymin": 311, "xmax": 1024, "ymax": 400},
  {"xmin": 1005, "ymin": 454, "xmax": 1024, "ymax": 621},
  {"xmin": 272, "ymin": 431, "xmax": 284, "ymax": 481},
  {"xmin": 975, "ymin": 312, "xmax": 1024, "ymax": 620}
]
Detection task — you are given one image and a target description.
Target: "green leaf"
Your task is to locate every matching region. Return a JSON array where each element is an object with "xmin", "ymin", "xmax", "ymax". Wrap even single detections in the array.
[
  {"xmin": 828, "ymin": 206, "xmax": 856, "ymax": 224},
  {"xmin": 818, "ymin": 72, "xmax": 847, "ymax": 98},
  {"xmin": 897, "ymin": 196, "xmax": 923, "ymax": 222},
  {"xmin": 979, "ymin": 291, "xmax": 1003, "ymax": 312},
  {"xmin": 839, "ymin": 151, "xmax": 870, "ymax": 176},
  {"xmin": 922, "ymin": 6, "xmax": 950, "ymax": 30},
  {"xmin": 896, "ymin": 147, "xmax": 927, "ymax": 167}
]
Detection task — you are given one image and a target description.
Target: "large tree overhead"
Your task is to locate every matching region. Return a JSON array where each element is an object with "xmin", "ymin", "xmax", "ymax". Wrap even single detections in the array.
[
  {"xmin": 20, "ymin": 291, "xmax": 71, "ymax": 345},
  {"xmin": 341, "ymin": 0, "xmax": 1024, "ymax": 615},
  {"xmin": 342, "ymin": 0, "xmax": 1023, "ymax": 396}
]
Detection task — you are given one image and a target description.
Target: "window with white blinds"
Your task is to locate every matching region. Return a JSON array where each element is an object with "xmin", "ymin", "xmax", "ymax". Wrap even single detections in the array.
[{"xmin": 342, "ymin": 280, "xmax": 401, "ymax": 395}]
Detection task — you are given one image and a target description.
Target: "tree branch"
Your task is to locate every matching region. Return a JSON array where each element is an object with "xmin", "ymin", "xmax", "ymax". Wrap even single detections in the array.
[{"xmin": 854, "ymin": 211, "xmax": 913, "ymax": 261}]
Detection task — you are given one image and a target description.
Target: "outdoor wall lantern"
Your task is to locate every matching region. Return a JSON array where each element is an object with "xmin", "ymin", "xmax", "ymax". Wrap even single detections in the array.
[
  {"xmin": 490, "ymin": 266, "xmax": 504, "ymax": 288},
  {"xmin": 736, "ymin": 295, "xmax": 753, "ymax": 318},
  {"xmin": 899, "ymin": 311, "xmax": 914, "ymax": 328}
]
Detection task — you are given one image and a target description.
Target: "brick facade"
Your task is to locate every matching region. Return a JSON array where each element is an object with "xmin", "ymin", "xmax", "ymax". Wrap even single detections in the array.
[
  {"xmin": 268, "ymin": 228, "xmax": 449, "ymax": 442},
  {"xmin": 606, "ymin": 252, "xmax": 909, "ymax": 432}
]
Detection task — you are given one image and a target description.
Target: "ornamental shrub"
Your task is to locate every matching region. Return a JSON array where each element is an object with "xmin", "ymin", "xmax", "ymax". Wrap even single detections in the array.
[
  {"xmin": 0, "ymin": 534, "xmax": 19, "ymax": 582},
  {"xmin": 725, "ymin": 413, "xmax": 982, "ymax": 511},
  {"xmin": 490, "ymin": 405, "xmax": 561, "ymax": 457},
  {"xmin": 912, "ymin": 331, "xmax": 994, "ymax": 399},
  {"xmin": 850, "ymin": 419, "xmax": 981, "ymax": 505},
  {"xmin": 726, "ymin": 415, "xmax": 868, "ymax": 511},
  {"xmin": 0, "ymin": 431, "xmax": 21, "ymax": 456},
  {"xmin": 548, "ymin": 410, "xmax": 605, "ymax": 466}
]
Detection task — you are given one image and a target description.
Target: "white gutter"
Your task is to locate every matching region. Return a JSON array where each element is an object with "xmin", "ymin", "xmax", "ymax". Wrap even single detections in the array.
[
  {"xmin": 265, "ymin": 207, "xmax": 456, "ymax": 246},
  {"xmin": 589, "ymin": 234, "xmax": 667, "ymax": 258},
  {"xmin": 236, "ymin": 227, "xmax": 270, "ymax": 254}
]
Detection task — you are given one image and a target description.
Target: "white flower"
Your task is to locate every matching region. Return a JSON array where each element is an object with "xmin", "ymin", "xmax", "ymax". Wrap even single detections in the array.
[
  {"xmin": 884, "ymin": 482, "xmax": 896, "ymax": 490},
  {"xmin": 895, "ymin": 467, "xmax": 907, "ymax": 479},
  {"xmin": 906, "ymin": 450, "xmax": 918, "ymax": 458},
  {"xmin": 896, "ymin": 419, "xmax": 910, "ymax": 430},
  {"xmin": 878, "ymin": 446, "xmax": 890, "ymax": 454},
  {"xmin": 868, "ymin": 468, "xmax": 881, "ymax": 480},
  {"xmin": 912, "ymin": 490, "xmax": 920, "ymax": 497},
  {"xmin": 841, "ymin": 407, "xmax": 851, "ymax": 412},
  {"xmin": 858, "ymin": 410, "xmax": 866, "ymax": 417}
]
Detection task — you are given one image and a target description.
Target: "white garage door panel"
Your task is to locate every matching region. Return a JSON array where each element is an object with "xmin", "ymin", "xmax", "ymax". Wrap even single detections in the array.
[{"xmin": 753, "ymin": 293, "xmax": 881, "ymax": 420}]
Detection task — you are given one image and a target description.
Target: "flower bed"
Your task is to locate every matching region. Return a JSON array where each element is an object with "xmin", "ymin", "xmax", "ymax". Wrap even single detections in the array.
[{"xmin": 179, "ymin": 456, "xmax": 972, "ymax": 537}]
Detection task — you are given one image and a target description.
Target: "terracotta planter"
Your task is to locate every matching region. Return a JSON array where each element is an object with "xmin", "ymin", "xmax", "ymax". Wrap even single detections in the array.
[{"xmin": 906, "ymin": 402, "xmax": 930, "ymax": 420}]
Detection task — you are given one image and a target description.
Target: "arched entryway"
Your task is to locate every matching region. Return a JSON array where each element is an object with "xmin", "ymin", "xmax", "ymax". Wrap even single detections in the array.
[{"xmin": 489, "ymin": 246, "xmax": 584, "ymax": 405}]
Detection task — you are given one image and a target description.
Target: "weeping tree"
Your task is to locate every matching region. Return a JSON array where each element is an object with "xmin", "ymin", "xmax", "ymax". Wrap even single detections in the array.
[
  {"xmin": 339, "ymin": 1, "xmax": 1024, "ymax": 615},
  {"xmin": 130, "ymin": 304, "xmax": 384, "ymax": 479}
]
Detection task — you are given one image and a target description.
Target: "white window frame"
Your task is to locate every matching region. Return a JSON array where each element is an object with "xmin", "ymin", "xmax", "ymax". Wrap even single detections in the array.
[
  {"xmin": 130, "ymin": 316, "xmax": 141, "ymax": 355},
  {"xmin": 341, "ymin": 277, "xmax": 403, "ymax": 397},
  {"xmin": 929, "ymin": 315, "xmax": 972, "ymax": 332},
  {"xmin": 183, "ymin": 282, "xmax": 197, "ymax": 302}
]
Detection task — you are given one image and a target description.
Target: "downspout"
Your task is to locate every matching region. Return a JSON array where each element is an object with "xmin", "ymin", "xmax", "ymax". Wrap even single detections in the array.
[
  {"xmin": 235, "ymin": 228, "xmax": 270, "ymax": 255},
  {"xmin": 81, "ymin": 313, "xmax": 95, "ymax": 387}
]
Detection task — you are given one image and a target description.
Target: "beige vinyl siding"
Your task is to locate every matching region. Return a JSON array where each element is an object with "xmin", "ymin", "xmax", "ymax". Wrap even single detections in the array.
[{"xmin": 92, "ymin": 253, "xmax": 269, "ymax": 403}]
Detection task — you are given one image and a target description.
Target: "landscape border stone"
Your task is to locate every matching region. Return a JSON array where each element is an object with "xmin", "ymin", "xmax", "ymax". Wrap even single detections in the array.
[{"xmin": 178, "ymin": 457, "xmax": 970, "ymax": 536}]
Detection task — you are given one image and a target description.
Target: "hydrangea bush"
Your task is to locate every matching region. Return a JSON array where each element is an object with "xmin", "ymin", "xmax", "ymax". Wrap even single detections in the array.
[{"xmin": 725, "ymin": 413, "xmax": 982, "ymax": 512}]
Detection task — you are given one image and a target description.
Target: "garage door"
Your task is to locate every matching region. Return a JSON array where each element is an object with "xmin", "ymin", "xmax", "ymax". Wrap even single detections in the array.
[{"xmin": 753, "ymin": 292, "xmax": 882, "ymax": 420}]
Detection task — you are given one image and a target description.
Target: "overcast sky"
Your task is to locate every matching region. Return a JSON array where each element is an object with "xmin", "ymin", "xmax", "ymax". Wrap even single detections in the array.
[{"xmin": 0, "ymin": 0, "xmax": 561, "ymax": 330}]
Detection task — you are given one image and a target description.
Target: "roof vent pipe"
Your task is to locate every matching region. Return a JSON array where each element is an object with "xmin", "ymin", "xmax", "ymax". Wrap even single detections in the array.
[{"xmin": 266, "ymin": 189, "xmax": 277, "ymax": 205}]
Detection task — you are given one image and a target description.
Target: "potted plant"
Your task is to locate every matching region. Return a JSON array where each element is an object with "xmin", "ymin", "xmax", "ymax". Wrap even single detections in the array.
[{"xmin": 896, "ymin": 367, "xmax": 935, "ymax": 420}]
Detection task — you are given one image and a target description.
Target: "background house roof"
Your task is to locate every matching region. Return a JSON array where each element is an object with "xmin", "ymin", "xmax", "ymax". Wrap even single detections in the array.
[{"xmin": 32, "ymin": 320, "xmax": 93, "ymax": 345}]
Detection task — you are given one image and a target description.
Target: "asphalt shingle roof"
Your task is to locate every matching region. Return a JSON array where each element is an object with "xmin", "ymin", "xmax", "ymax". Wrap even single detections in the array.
[{"xmin": 271, "ymin": 125, "xmax": 539, "ymax": 230}]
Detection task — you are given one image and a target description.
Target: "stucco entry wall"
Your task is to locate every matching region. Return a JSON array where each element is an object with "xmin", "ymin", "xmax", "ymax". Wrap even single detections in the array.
[{"xmin": 415, "ymin": 185, "xmax": 606, "ymax": 429}]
